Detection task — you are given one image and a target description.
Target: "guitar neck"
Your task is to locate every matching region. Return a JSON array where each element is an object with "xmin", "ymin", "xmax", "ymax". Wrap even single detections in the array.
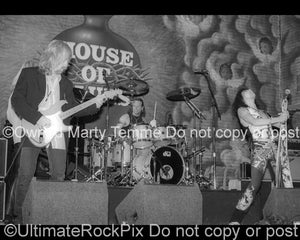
[{"xmin": 60, "ymin": 98, "xmax": 97, "ymax": 120}]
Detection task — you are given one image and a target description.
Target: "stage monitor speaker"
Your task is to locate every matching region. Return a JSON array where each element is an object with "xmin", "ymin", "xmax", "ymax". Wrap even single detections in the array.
[
  {"xmin": 0, "ymin": 181, "xmax": 6, "ymax": 221},
  {"xmin": 263, "ymin": 188, "xmax": 300, "ymax": 223},
  {"xmin": 115, "ymin": 181, "xmax": 202, "ymax": 225},
  {"xmin": 0, "ymin": 138, "xmax": 8, "ymax": 178},
  {"xmin": 22, "ymin": 178, "xmax": 108, "ymax": 225}
]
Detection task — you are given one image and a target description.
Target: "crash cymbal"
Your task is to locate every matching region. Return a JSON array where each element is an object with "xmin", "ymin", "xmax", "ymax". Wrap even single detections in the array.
[
  {"xmin": 114, "ymin": 79, "xmax": 149, "ymax": 96},
  {"xmin": 166, "ymin": 87, "xmax": 201, "ymax": 101},
  {"xmin": 73, "ymin": 87, "xmax": 95, "ymax": 103}
]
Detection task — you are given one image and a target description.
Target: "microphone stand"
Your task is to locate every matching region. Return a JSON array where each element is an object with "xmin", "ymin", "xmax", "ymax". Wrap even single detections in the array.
[
  {"xmin": 103, "ymin": 70, "xmax": 109, "ymax": 182},
  {"xmin": 200, "ymin": 71, "xmax": 221, "ymax": 190},
  {"xmin": 183, "ymin": 96, "xmax": 206, "ymax": 184}
]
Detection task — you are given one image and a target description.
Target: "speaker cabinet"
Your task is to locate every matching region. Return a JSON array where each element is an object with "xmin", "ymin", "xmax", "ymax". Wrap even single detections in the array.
[
  {"xmin": 22, "ymin": 178, "xmax": 108, "ymax": 225},
  {"xmin": 0, "ymin": 181, "xmax": 5, "ymax": 221},
  {"xmin": 263, "ymin": 188, "xmax": 300, "ymax": 223},
  {"xmin": 115, "ymin": 181, "xmax": 202, "ymax": 225},
  {"xmin": 0, "ymin": 138, "xmax": 8, "ymax": 178}
]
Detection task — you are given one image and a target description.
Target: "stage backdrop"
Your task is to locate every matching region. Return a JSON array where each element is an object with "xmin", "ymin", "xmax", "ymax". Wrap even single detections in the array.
[{"xmin": 1, "ymin": 15, "xmax": 300, "ymax": 187}]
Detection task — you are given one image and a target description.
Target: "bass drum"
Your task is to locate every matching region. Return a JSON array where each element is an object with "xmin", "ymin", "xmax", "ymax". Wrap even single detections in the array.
[{"xmin": 133, "ymin": 146, "xmax": 185, "ymax": 185}]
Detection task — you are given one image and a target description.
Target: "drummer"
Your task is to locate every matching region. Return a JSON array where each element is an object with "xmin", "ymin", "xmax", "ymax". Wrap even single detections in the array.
[{"xmin": 116, "ymin": 97, "xmax": 157, "ymax": 132}]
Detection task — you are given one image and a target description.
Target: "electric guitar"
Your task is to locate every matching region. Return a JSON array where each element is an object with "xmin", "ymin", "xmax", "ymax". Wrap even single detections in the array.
[
  {"xmin": 21, "ymin": 89, "xmax": 129, "ymax": 147},
  {"xmin": 275, "ymin": 90, "xmax": 293, "ymax": 188}
]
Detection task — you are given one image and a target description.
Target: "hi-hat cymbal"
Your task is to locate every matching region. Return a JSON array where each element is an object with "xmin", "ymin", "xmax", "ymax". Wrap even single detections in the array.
[
  {"xmin": 114, "ymin": 79, "xmax": 149, "ymax": 96},
  {"xmin": 73, "ymin": 87, "xmax": 95, "ymax": 103},
  {"xmin": 166, "ymin": 87, "xmax": 201, "ymax": 101}
]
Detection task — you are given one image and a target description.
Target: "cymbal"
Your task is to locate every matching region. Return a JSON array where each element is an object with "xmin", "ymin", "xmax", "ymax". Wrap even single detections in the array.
[
  {"xmin": 114, "ymin": 79, "xmax": 149, "ymax": 96},
  {"xmin": 166, "ymin": 87, "xmax": 201, "ymax": 101},
  {"xmin": 73, "ymin": 88, "xmax": 95, "ymax": 102}
]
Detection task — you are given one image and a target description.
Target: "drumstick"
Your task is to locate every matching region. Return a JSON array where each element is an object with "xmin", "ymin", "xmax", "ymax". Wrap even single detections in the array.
[{"xmin": 153, "ymin": 101, "xmax": 157, "ymax": 120}]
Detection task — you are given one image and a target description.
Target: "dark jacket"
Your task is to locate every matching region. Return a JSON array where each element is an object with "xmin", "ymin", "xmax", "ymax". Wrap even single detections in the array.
[{"xmin": 11, "ymin": 67, "xmax": 98, "ymax": 147}]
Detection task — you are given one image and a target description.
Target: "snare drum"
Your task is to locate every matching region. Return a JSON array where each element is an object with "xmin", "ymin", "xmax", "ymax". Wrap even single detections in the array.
[
  {"xmin": 152, "ymin": 126, "xmax": 172, "ymax": 147},
  {"xmin": 133, "ymin": 146, "xmax": 185, "ymax": 184},
  {"xmin": 131, "ymin": 124, "xmax": 153, "ymax": 149}
]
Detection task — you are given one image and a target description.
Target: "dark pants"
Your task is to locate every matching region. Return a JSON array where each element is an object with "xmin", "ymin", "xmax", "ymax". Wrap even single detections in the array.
[{"xmin": 13, "ymin": 145, "xmax": 66, "ymax": 224}]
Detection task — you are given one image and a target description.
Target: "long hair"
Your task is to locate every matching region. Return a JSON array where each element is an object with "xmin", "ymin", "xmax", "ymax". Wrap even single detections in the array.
[
  {"xmin": 232, "ymin": 87, "xmax": 252, "ymax": 144},
  {"xmin": 232, "ymin": 87, "xmax": 266, "ymax": 145},
  {"xmin": 39, "ymin": 40, "xmax": 72, "ymax": 75},
  {"xmin": 128, "ymin": 98, "xmax": 146, "ymax": 118}
]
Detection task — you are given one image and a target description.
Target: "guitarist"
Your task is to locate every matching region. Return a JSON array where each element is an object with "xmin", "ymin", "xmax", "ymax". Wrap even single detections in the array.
[
  {"xmin": 228, "ymin": 87, "xmax": 291, "ymax": 225},
  {"xmin": 10, "ymin": 40, "xmax": 109, "ymax": 224}
]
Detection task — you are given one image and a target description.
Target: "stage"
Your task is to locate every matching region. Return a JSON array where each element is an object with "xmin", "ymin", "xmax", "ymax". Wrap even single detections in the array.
[{"xmin": 0, "ymin": 178, "xmax": 297, "ymax": 225}]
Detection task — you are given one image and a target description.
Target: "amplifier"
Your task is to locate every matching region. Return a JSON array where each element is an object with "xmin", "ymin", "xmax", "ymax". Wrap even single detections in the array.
[
  {"xmin": 274, "ymin": 138, "xmax": 300, "ymax": 151},
  {"xmin": 0, "ymin": 138, "xmax": 8, "ymax": 178},
  {"xmin": 0, "ymin": 181, "xmax": 5, "ymax": 221},
  {"xmin": 287, "ymin": 138, "xmax": 300, "ymax": 150}
]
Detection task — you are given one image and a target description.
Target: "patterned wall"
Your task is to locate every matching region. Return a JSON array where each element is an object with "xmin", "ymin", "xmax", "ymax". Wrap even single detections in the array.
[{"xmin": 1, "ymin": 15, "xmax": 300, "ymax": 188}]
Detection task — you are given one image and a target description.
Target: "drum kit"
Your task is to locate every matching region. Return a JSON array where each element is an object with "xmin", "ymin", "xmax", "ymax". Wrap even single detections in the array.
[{"xmin": 70, "ymin": 78, "xmax": 211, "ymax": 188}]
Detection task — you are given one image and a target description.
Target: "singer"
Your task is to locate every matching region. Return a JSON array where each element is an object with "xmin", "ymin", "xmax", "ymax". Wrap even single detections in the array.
[{"xmin": 229, "ymin": 87, "xmax": 292, "ymax": 225}]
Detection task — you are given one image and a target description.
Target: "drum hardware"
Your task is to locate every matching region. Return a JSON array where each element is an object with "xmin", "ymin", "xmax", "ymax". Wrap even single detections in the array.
[
  {"xmin": 166, "ymin": 87, "xmax": 201, "ymax": 102},
  {"xmin": 166, "ymin": 87, "xmax": 206, "ymax": 185},
  {"xmin": 114, "ymin": 77, "xmax": 150, "ymax": 185},
  {"xmin": 194, "ymin": 71, "xmax": 222, "ymax": 189},
  {"xmin": 85, "ymin": 138, "xmax": 104, "ymax": 182},
  {"xmin": 69, "ymin": 119, "xmax": 89, "ymax": 182}
]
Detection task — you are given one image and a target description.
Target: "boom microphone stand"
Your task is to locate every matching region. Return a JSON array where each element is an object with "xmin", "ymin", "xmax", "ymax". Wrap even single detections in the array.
[{"xmin": 194, "ymin": 70, "xmax": 221, "ymax": 190}]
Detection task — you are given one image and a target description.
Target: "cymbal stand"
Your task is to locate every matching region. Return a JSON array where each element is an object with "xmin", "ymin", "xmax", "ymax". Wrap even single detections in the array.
[
  {"xmin": 183, "ymin": 96, "xmax": 207, "ymax": 184},
  {"xmin": 201, "ymin": 71, "xmax": 221, "ymax": 190},
  {"xmin": 129, "ymin": 96, "xmax": 135, "ymax": 185},
  {"xmin": 86, "ymin": 141, "xmax": 102, "ymax": 182},
  {"xmin": 71, "ymin": 119, "xmax": 88, "ymax": 181},
  {"xmin": 102, "ymin": 69, "xmax": 110, "ymax": 182},
  {"xmin": 120, "ymin": 140, "xmax": 125, "ymax": 176}
]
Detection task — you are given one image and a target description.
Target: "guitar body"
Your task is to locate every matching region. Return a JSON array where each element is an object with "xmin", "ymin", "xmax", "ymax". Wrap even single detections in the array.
[
  {"xmin": 19, "ymin": 89, "xmax": 129, "ymax": 148},
  {"xmin": 21, "ymin": 100, "xmax": 72, "ymax": 147}
]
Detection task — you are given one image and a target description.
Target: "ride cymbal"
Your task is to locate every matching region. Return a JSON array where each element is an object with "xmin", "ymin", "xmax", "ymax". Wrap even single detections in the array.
[
  {"xmin": 114, "ymin": 79, "xmax": 149, "ymax": 96},
  {"xmin": 166, "ymin": 87, "xmax": 201, "ymax": 101}
]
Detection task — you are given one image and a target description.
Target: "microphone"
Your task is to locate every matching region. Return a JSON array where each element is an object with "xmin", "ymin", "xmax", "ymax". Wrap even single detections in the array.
[{"xmin": 194, "ymin": 69, "xmax": 208, "ymax": 75}]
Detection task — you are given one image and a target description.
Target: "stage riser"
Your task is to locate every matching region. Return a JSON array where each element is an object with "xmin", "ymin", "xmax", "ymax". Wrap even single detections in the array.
[{"xmin": 22, "ymin": 179, "xmax": 108, "ymax": 225}]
